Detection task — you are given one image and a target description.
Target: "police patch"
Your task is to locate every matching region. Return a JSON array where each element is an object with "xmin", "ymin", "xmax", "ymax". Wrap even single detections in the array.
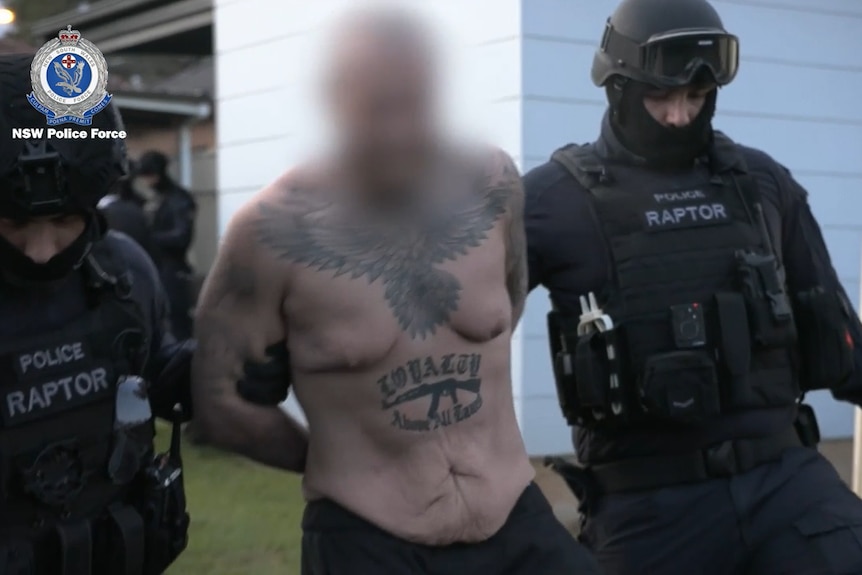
[
  {"xmin": 13, "ymin": 340, "xmax": 90, "ymax": 380},
  {"xmin": 2, "ymin": 365, "xmax": 112, "ymax": 426},
  {"xmin": 644, "ymin": 203, "xmax": 730, "ymax": 230},
  {"xmin": 27, "ymin": 25, "xmax": 112, "ymax": 126},
  {"xmin": 643, "ymin": 188, "xmax": 731, "ymax": 232}
]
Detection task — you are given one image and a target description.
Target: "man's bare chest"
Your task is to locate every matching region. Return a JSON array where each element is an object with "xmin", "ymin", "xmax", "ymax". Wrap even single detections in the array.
[
  {"xmin": 259, "ymin": 186, "xmax": 510, "ymax": 325},
  {"xmin": 282, "ymin": 219, "xmax": 510, "ymax": 344}
]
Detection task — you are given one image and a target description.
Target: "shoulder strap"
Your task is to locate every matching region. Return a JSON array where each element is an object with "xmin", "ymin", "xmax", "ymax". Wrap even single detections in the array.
[
  {"xmin": 551, "ymin": 143, "xmax": 609, "ymax": 191},
  {"xmin": 709, "ymin": 131, "xmax": 748, "ymax": 175},
  {"xmin": 709, "ymin": 132, "xmax": 761, "ymax": 202},
  {"xmin": 710, "ymin": 133, "xmax": 780, "ymax": 253},
  {"xmin": 84, "ymin": 237, "xmax": 133, "ymax": 299},
  {"xmin": 87, "ymin": 237, "xmax": 152, "ymax": 374}
]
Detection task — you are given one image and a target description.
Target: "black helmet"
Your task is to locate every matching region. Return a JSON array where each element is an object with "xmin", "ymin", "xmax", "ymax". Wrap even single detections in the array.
[
  {"xmin": 0, "ymin": 53, "xmax": 128, "ymax": 219},
  {"xmin": 592, "ymin": 0, "xmax": 739, "ymax": 88}
]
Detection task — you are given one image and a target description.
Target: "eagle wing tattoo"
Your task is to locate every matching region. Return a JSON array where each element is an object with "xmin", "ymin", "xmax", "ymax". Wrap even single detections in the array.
[{"xmin": 255, "ymin": 180, "xmax": 511, "ymax": 339}]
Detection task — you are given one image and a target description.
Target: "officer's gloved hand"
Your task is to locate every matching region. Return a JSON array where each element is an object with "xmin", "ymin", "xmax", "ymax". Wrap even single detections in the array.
[
  {"xmin": 150, "ymin": 338, "xmax": 196, "ymax": 422},
  {"xmin": 545, "ymin": 456, "xmax": 595, "ymax": 505},
  {"xmin": 237, "ymin": 340, "xmax": 292, "ymax": 406}
]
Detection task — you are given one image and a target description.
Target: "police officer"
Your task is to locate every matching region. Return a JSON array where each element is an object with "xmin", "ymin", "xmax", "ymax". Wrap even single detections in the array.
[
  {"xmin": 524, "ymin": 0, "xmax": 862, "ymax": 573},
  {"xmin": 0, "ymin": 54, "xmax": 191, "ymax": 575},
  {"xmin": 134, "ymin": 151, "xmax": 197, "ymax": 340},
  {"xmin": 99, "ymin": 164, "xmax": 159, "ymax": 265}
]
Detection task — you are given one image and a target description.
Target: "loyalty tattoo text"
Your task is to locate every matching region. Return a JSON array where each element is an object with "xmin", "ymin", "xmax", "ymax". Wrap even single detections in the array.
[{"xmin": 378, "ymin": 352, "xmax": 483, "ymax": 432}]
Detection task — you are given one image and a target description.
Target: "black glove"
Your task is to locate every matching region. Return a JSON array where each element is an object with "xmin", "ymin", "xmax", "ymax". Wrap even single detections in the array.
[
  {"xmin": 544, "ymin": 456, "xmax": 596, "ymax": 509},
  {"xmin": 236, "ymin": 340, "xmax": 292, "ymax": 405},
  {"xmin": 149, "ymin": 339, "xmax": 196, "ymax": 422}
]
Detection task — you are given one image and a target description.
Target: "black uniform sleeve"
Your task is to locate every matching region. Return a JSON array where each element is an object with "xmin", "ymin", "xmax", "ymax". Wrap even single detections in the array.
[
  {"xmin": 775, "ymin": 166, "xmax": 862, "ymax": 405},
  {"xmin": 523, "ymin": 166, "xmax": 553, "ymax": 292},
  {"xmin": 116, "ymin": 234, "xmax": 195, "ymax": 421},
  {"xmin": 152, "ymin": 192, "xmax": 196, "ymax": 252},
  {"xmin": 522, "ymin": 160, "xmax": 606, "ymax": 313},
  {"xmin": 147, "ymin": 304, "xmax": 193, "ymax": 422}
]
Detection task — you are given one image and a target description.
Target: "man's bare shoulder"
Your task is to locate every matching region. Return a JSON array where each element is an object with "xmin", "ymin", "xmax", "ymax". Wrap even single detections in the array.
[
  {"xmin": 218, "ymin": 167, "xmax": 322, "ymax": 261},
  {"xmin": 446, "ymin": 142, "xmax": 521, "ymax": 192},
  {"xmin": 237, "ymin": 164, "xmax": 328, "ymax": 222},
  {"xmin": 229, "ymin": 163, "xmax": 344, "ymax": 268},
  {"xmin": 452, "ymin": 144, "xmax": 523, "ymax": 214},
  {"xmin": 255, "ymin": 165, "xmax": 325, "ymax": 210}
]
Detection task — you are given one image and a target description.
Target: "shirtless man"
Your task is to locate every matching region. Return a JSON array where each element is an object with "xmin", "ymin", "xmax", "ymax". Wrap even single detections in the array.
[{"xmin": 190, "ymin": 6, "xmax": 600, "ymax": 575}]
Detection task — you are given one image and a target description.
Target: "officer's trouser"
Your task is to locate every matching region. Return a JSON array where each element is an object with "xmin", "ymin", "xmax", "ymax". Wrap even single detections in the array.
[{"xmin": 580, "ymin": 447, "xmax": 862, "ymax": 574}]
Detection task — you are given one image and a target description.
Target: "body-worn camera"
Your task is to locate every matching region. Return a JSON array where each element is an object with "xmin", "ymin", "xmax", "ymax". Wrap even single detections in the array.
[{"xmin": 670, "ymin": 303, "xmax": 707, "ymax": 348}]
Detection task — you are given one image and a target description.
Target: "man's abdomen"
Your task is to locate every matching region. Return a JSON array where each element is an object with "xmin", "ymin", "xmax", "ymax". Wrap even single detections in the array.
[
  {"xmin": 301, "ymin": 422, "xmax": 535, "ymax": 545},
  {"xmin": 294, "ymin": 338, "xmax": 534, "ymax": 545}
]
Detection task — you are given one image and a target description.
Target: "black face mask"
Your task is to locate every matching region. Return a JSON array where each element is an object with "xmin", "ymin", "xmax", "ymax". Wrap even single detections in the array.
[
  {"xmin": 0, "ymin": 213, "xmax": 98, "ymax": 284},
  {"xmin": 607, "ymin": 79, "xmax": 717, "ymax": 170}
]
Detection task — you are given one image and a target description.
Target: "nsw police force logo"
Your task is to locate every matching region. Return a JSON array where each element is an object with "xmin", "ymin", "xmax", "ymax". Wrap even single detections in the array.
[{"xmin": 27, "ymin": 25, "xmax": 112, "ymax": 126}]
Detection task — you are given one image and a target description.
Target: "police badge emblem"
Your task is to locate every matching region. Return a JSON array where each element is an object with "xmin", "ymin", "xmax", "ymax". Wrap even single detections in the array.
[{"xmin": 27, "ymin": 25, "xmax": 112, "ymax": 126}]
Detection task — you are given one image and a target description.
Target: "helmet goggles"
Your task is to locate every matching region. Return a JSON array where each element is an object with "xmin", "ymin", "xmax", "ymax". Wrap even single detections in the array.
[{"xmin": 602, "ymin": 24, "xmax": 739, "ymax": 87}]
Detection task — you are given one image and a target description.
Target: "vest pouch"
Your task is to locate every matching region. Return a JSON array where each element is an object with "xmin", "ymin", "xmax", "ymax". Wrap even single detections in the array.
[
  {"xmin": 639, "ymin": 351, "xmax": 721, "ymax": 423},
  {"xmin": 794, "ymin": 288, "xmax": 854, "ymax": 391},
  {"xmin": 715, "ymin": 292, "xmax": 754, "ymax": 407},
  {"xmin": 549, "ymin": 310, "xmax": 586, "ymax": 424},
  {"xmin": 552, "ymin": 351, "xmax": 581, "ymax": 424},
  {"xmin": 109, "ymin": 376, "xmax": 154, "ymax": 485},
  {"xmin": 736, "ymin": 250, "xmax": 796, "ymax": 348},
  {"xmin": 573, "ymin": 331, "xmax": 611, "ymax": 413}
]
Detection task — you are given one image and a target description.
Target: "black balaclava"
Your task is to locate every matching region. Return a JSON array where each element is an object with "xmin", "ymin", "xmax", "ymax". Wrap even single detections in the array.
[
  {"xmin": 606, "ymin": 75, "xmax": 717, "ymax": 170},
  {"xmin": 0, "ymin": 211, "xmax": 100, "ymax": 284}
]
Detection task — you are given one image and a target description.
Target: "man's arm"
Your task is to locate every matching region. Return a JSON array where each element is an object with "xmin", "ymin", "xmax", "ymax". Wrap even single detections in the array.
[
  {"xmin": 776, "ymin": 166, "xmax": 862, "ymax": 405},
  {"xmin": 491, "ymin": 149, "xmax": 528, "ymax": 326},
  {"xmin": 191, "ymin": 198, "xmax": 307, "ymax": 472}
]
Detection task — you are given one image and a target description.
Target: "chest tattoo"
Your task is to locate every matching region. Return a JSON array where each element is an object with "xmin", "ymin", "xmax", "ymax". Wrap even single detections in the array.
[{"xmin": 255, "ymin": 181, "xmax": 510, "ymax": 339}]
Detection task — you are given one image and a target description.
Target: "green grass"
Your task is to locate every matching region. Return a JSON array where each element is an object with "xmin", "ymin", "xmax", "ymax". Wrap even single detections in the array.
[{"xmin": 155, "ymin": 424, "xmax": 305, "ymax": 575}]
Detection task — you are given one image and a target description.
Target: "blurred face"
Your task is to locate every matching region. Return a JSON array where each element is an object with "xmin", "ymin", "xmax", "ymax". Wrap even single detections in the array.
[
  {"xmin": 643, "ymin": 83, "xmax": 715, "ymax": 127},
  {"xmin": 0, "ymin": 214, "xmax": 86, "ymax": 263},
  {"xmin": 329, "ymin": 38, "xmax": 436, "ymax": 192},
  {"xmin": 136, "ymin": 174, "xmax": 159, "ymax": 188}
]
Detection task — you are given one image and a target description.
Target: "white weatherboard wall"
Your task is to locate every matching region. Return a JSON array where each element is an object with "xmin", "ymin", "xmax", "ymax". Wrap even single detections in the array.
[
  {"xmin": 213, "ymin": 0, "xmax": 524, "ymax": 426},
  {"xmin": 519, "ymin": 0, "xmax": 862, "ymax": 454}
]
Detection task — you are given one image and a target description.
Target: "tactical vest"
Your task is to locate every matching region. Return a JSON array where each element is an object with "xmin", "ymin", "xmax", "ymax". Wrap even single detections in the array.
[
  {"xmin": 0, "ymin": 239, "xmax": 153, "ymax": 543},
  {"xmin": 547, "ymin": 134, "xmax": 801, "ymax": 427}
]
